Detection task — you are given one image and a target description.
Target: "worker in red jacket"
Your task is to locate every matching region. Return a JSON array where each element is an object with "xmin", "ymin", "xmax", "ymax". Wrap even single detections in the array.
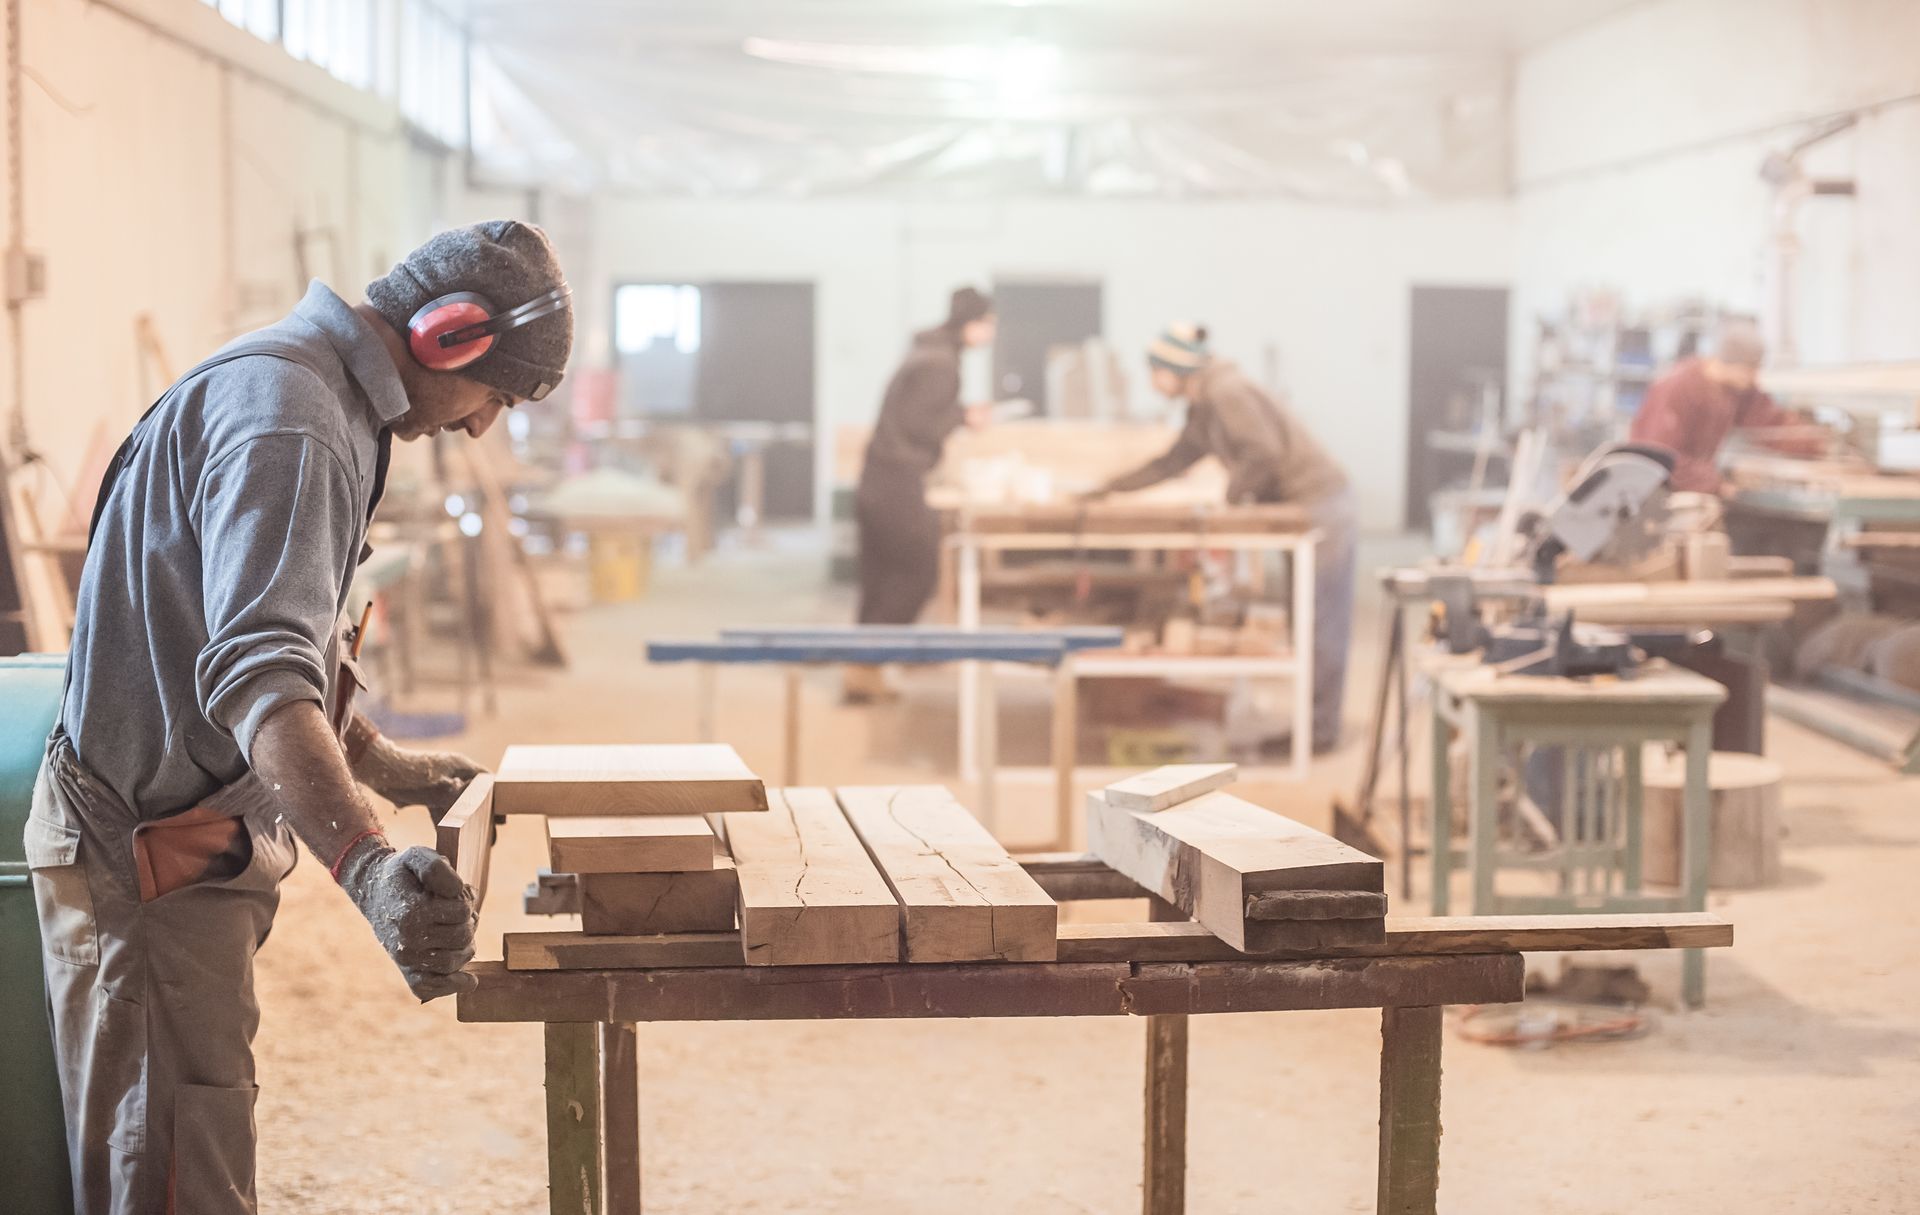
[{"xmin": 1628, "ymin": 319, "xmax": 1821, "ymax": 494}]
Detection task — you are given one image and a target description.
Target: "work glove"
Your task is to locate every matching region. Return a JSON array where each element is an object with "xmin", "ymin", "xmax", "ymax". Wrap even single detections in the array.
[
  {"xmin": 350, "ymin": 732, "xmax": 487, "ymax": 824},
  {"xmin": 335, "ymin": 834, "xmax": 478, "ymax": 1002}
]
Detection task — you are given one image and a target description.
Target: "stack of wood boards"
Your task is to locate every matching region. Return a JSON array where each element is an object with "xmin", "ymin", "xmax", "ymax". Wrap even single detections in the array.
[
  {"xmin": 501, "ymin": 774, "xmax": 1059, "ymax": 970},
  {"xmin": 497, "ymin": 745, "xmax": 766, "ymax": 939},
  {"xmin": 1087, "ymin": 765, "xmax": 1387, "ymax": 952}
]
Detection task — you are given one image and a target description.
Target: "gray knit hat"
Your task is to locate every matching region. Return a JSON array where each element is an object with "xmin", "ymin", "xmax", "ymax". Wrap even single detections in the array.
[{"xmin": 367, "ymin": 220, "xmax": 574, "ymax": 401}]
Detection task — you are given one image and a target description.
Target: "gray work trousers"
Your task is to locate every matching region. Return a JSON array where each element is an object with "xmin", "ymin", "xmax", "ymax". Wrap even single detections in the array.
[
  {"xmin": 26, "ymin": 735, "xmax": 297, "ymax": 1215},
  {"xmin": 1307, "ymin": 487, "xmax": 1359, "ymax": 751}
]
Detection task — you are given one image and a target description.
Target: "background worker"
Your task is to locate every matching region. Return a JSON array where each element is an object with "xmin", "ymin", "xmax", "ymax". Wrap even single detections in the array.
[
  {"xmin": 26, "ymin": 221, "xmax": 573, "ymax": 1214},
  {"xmin": 1087, "ymin": 323, "xmax": 1356, "ymax": 752},
  {"xmin": 848, "ymin": 285, "xmax": 997, "ymax": 701},
  {"xmin": 1629, "ymin": 317, "xmax": 1824, "ymax": 494}
]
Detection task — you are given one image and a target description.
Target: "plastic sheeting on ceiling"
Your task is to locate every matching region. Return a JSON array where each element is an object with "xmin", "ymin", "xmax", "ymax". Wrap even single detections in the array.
[{"xmin": 453, "ymin": 0, "xmax": 1632, "ymax": 202}]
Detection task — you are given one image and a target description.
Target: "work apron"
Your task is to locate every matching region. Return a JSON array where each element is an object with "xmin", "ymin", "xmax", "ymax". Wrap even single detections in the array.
[{"xmin": 25, "ymin": 338, "xmax": 381, "ymax": 1215}]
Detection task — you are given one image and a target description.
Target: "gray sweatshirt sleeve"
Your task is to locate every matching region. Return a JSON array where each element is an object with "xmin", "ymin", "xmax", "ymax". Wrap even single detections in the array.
[{"xmin": 192, "ymin": 431, "xmax": 358, "ymax": 759}]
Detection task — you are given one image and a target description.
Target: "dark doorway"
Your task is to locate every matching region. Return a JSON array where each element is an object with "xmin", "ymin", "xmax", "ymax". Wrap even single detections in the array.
[
  {"xmin": 990, "ymin": 278, "xmax": 1102, "ymax": 413},
  {"xmin": 613, "ymin": 281, "xmax": 816, "ymax": 521},
  {"xmin": 1405, "ymin": 285, "xmax": 1510, "ymax": 532}
]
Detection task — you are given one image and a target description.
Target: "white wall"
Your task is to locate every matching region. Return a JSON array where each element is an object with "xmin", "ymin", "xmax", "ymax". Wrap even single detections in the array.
[
  {"xmin": 590, "ymin": 196, "xmax": 1513, "ymax": 531},
  {"xmin": 2, "ymin": 0, "xmax": 448, "ymax": 519},
  {"xmin": 1512, "ymin": 0, "xmax": 1920, "ymax": 380}
]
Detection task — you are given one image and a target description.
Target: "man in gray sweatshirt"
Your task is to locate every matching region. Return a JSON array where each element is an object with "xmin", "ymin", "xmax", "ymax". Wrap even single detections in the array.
[{"xmin": 26, "ymin": 221, "xmax": 573, "ymax": 1214}]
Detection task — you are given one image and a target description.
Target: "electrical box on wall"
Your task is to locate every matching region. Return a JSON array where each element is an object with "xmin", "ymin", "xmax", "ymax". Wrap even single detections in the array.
[{"xmin": 4, "ymin": 248, "xmax": 46, "ymax": 305}]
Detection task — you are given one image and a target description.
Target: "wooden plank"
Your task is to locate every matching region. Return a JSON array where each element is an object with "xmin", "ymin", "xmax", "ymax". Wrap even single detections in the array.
[
  {"xmin": 1086, "ymin": 789, "xmax": 1382, "ymax": 953},
  {"xmin": 1103, "ymin": 763, "xmax": 1238, "ymax": 813},
  {"xmin": 1054, "ymin": 914, "xmax": 1733, "ymax": 964},
  {"xmin": 1244, "ymin": 889, "xmax": 1388, "ymax": 921},
  {"xmin": 578, "ymin": 859, "xmax": 739, "ymax": 934},
  {"xmin": 494, "ymin": 743, "xmax": 769, "ymax": 817},
  {"xmin": 547, "ymin": 815, "xmax": 716, "ymax": 874},
  {"xmin": 836, "ymin": 785, "xmax": 1058, "ymax": 962},
  {"xmin": 543, "ymin": 1023, "xmax": 602, "ymax": 1215},
  {"xmin": 725, "ymin": 787, "xmax": 901, "ymax": 966},
  {"xmin": 1376, "ymin": 1006, "xmax": 1444, "ymax": 1215},
  {"xmin": 458, "ymin": 953, "xmax": 1524, "ymax": 1024},
  {"xmin": 507, "ymin": 930, "xmax": 745, "ymax": 971},
  {"xmin": 1542, "ymin": 575, "xmax": 1835, "ymax": 610},
  {"xmin": 434, "ymin": 774, "xmax": 494, "ymax": 906}
]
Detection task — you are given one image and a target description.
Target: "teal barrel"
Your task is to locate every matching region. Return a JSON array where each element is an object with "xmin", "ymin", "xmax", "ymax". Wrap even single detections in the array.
[{"xmin": 0, "ymin": 654, "xmax": 74, "ymax": 1213}]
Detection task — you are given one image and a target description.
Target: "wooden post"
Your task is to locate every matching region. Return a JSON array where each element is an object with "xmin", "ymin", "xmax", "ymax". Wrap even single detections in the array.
[
  {"xmin": 1680, "ymin": 717, "xmax": 1713, "ymax": 1008},
  {"xmin": 1142, "ymin": 898, "xmax": 1189, "ymax": 1215},
  {"xmin": 783, "ymin": 667, "xmax": 802, "ymax": 786},
  {"xmin": 1291, "ymin": 533, "xmax": 1316, "ymax": 781},
  {"xmin": 1050, "ymin": 658, "xmax": 1079, "ymax": 852},
  {"xmin": 545, "ymin": 1022, "xmax": 604, "ymax": 1215},
  {"xmin": 601, "ymin": 1023, "xmax": 641, "ymax": 1215},
  {"xmin": 1377, "ymin": 1005, "xmax": 1444, "ymax": 1215},
  {"xmin": 1428, "ymin": 697, "xmax": 1453, "ymax": 916}
]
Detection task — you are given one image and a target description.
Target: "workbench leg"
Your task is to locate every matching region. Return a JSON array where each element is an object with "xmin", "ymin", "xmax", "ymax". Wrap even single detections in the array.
[
  {"xmin": 1681, "ymin": 718, "xmax": 1713, "ymax": 1009},
  {"xmin": 696, "ymin": 665, "xmax": 717, "ymax": 743},
  {"xmin": 957, "ymin": 538, "xmax": 982, "ymax": 782},
  {"xmin": 1051, "ymin": 659, "xmax": 1078, "ymax": 852},
  {"xmin": 1377, "ymin": 1005, "xmax": 1444, "ymax": 1215},
  {"xmin": 601, "ymin": 1023, "xmax": 641, "ymax": 1215},
  {"xmin": 1292, "ymin": 534, "xmax": 1316, "ymax": 782},
  {"xmin": 1429, "ymin": 698, "xmax": 1452, "ymax": 916},
  {"xmin": 783, "ymin": 668, "xmax": 802, "ymax": 786},
  {"xmin": 1468, "ymin": 708, "xmax": 1499, "ymax": 916},
  {"xmin": 976, "ymin": 662, "xmax": 999, "ymax": 832},
  {"xmin": 1143, "ymin": 898, "xmax": 1189, "ymax": 1215},
  {"xmin": 546, "ymin": 1022, "xmax": 604, "ymax": 1215}
]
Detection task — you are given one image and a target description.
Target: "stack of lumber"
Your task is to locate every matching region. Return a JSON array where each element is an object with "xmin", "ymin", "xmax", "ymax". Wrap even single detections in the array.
[
  {"xmin": 495, "ymin": 745, "xmax": 764, "ymax": 955},
  {"xmin": 480, "ymin": 750, "xmax": 1060, "ymax": 970},
  {"xmin": 1086, "ymin": 764, "xmax": 1387, "ymax": 952}
]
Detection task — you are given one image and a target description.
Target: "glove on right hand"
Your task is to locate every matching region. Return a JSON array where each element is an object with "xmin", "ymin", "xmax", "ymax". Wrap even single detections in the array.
[{"xmin": 336, "ymin": 836, "xmax": 478, "ymax": 1002}]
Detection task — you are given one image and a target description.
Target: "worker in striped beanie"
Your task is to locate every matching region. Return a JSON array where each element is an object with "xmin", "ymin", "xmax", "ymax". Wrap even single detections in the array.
[{"xmin": 1089, "ymin": 322, "xmax": 1357, "ymax": 752}]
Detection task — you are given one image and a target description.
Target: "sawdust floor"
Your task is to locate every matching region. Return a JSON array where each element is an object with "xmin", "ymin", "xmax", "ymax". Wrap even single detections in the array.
[{"xmin": 255, "ymin": 535, "xmax": 1920, "ymax": 1214}]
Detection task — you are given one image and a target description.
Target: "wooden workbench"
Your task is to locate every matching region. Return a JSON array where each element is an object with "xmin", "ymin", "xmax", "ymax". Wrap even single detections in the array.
[{"xmin": 464, "ymin": 845, "xmax": 1731, "ymax": 1214}]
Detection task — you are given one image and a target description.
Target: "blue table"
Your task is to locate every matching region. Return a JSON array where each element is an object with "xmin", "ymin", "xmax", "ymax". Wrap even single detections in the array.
[{"xmin": 647, "ymin": 626, "xmax": 1123, "ymax": 847}]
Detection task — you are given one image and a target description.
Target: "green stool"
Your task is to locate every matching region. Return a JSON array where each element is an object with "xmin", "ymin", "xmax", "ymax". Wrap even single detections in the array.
[
  {"xmin": 0, "ymin": 653, "xmax": 75, "ymax": 1212},
  {"xmin": 1428, "ymin": 660, "xmax": 1725, "ymax": 1007}
]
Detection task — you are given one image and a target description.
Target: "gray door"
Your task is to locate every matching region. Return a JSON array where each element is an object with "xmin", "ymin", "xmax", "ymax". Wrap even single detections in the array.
[
  {"xmin": 1405, "ymin": 285, "xmax": 1510, "ymax": 532},
  {"xmin": 990, "ymin": 279, "xmax": 1103, "ymax": 413}
]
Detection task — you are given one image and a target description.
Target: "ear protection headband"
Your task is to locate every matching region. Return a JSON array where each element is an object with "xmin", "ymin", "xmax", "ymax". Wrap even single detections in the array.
[{"xmin": 406, "ymin": 285, "xmax": 573, "ymax": 382}]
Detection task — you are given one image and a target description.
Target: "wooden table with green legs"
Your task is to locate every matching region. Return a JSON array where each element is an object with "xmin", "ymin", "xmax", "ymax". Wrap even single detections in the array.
[
  {"xmin": 1426, "ymin": 660, "xmax": 1727, "ymax": 1007},
  {"xmin": 459, "ymin": 852, "xmax": 1731, "ymax": 1214}
]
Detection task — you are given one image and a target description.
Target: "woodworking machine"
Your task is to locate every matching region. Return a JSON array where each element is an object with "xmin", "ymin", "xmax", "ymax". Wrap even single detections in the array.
[{"xmin": 1434, "ymin": 443, "xmax": 1697, "ymax": 676}]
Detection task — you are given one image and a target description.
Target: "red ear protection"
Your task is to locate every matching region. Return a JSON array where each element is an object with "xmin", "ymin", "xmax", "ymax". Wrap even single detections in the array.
[
  {"xmin": 405, "ymin": 285, "xmax": 573, "ymax": 375},
  {"xmin": 408, "ymin": 292, "xmax": 499, "ymax": 371}
]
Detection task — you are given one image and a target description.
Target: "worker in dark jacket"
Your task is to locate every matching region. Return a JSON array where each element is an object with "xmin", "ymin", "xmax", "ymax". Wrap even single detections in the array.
[
  {"xmin": 1089, "ymin": 323, "xmax": 1356, "ymax": 751},
  {"xmin": 849, "ymin": 287, "xmax": 996, "ymax": 701}
]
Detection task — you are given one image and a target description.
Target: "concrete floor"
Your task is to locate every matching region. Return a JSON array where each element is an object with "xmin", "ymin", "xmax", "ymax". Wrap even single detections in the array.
[{"xmin": 255, "ymin": 534, "xmax": 1920, "ymax": 1213}]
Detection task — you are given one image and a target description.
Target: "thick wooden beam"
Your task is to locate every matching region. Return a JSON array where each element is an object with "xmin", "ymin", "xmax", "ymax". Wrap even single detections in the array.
[
  {"xmin": 495, "ymin": 743, "xmax": 769, "ymax": 817},
  {"xmin": 458, "ymin": 953, "xmax": 1523, "ymax": 1024},
  {"xmin": 836, "ymin": 785, "xmax": 1057, "ymax": 962},
  {"xmin": 726, "ymin": 787, "xmax": 900, "ymax": 966},
  {"xmin": 435, "ymin": 774, "xmax": 495, "ymax": 907},
  {"xmin": 578, "ymin": 860, "xmax": 740, "ymax": 935},
  {"xmin": 1086, "ymin": 790, "xmax": 1383, "ymax": 952}
]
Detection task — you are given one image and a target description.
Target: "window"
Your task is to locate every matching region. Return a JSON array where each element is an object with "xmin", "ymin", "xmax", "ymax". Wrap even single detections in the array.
[
  {"xmin": 284, "ymin": 0, "xmax": 377, "ymax": 91},
  {"xmin": 208, "ymin": 0, "xmax": 280, "ymax": 41},
  {"xmin": 399, "ymin": 0, "xmax": 467, "ymax": 147},
  {"xmin": 615, "ymin": 286, "xmax": 703, "ymax": 356}
]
